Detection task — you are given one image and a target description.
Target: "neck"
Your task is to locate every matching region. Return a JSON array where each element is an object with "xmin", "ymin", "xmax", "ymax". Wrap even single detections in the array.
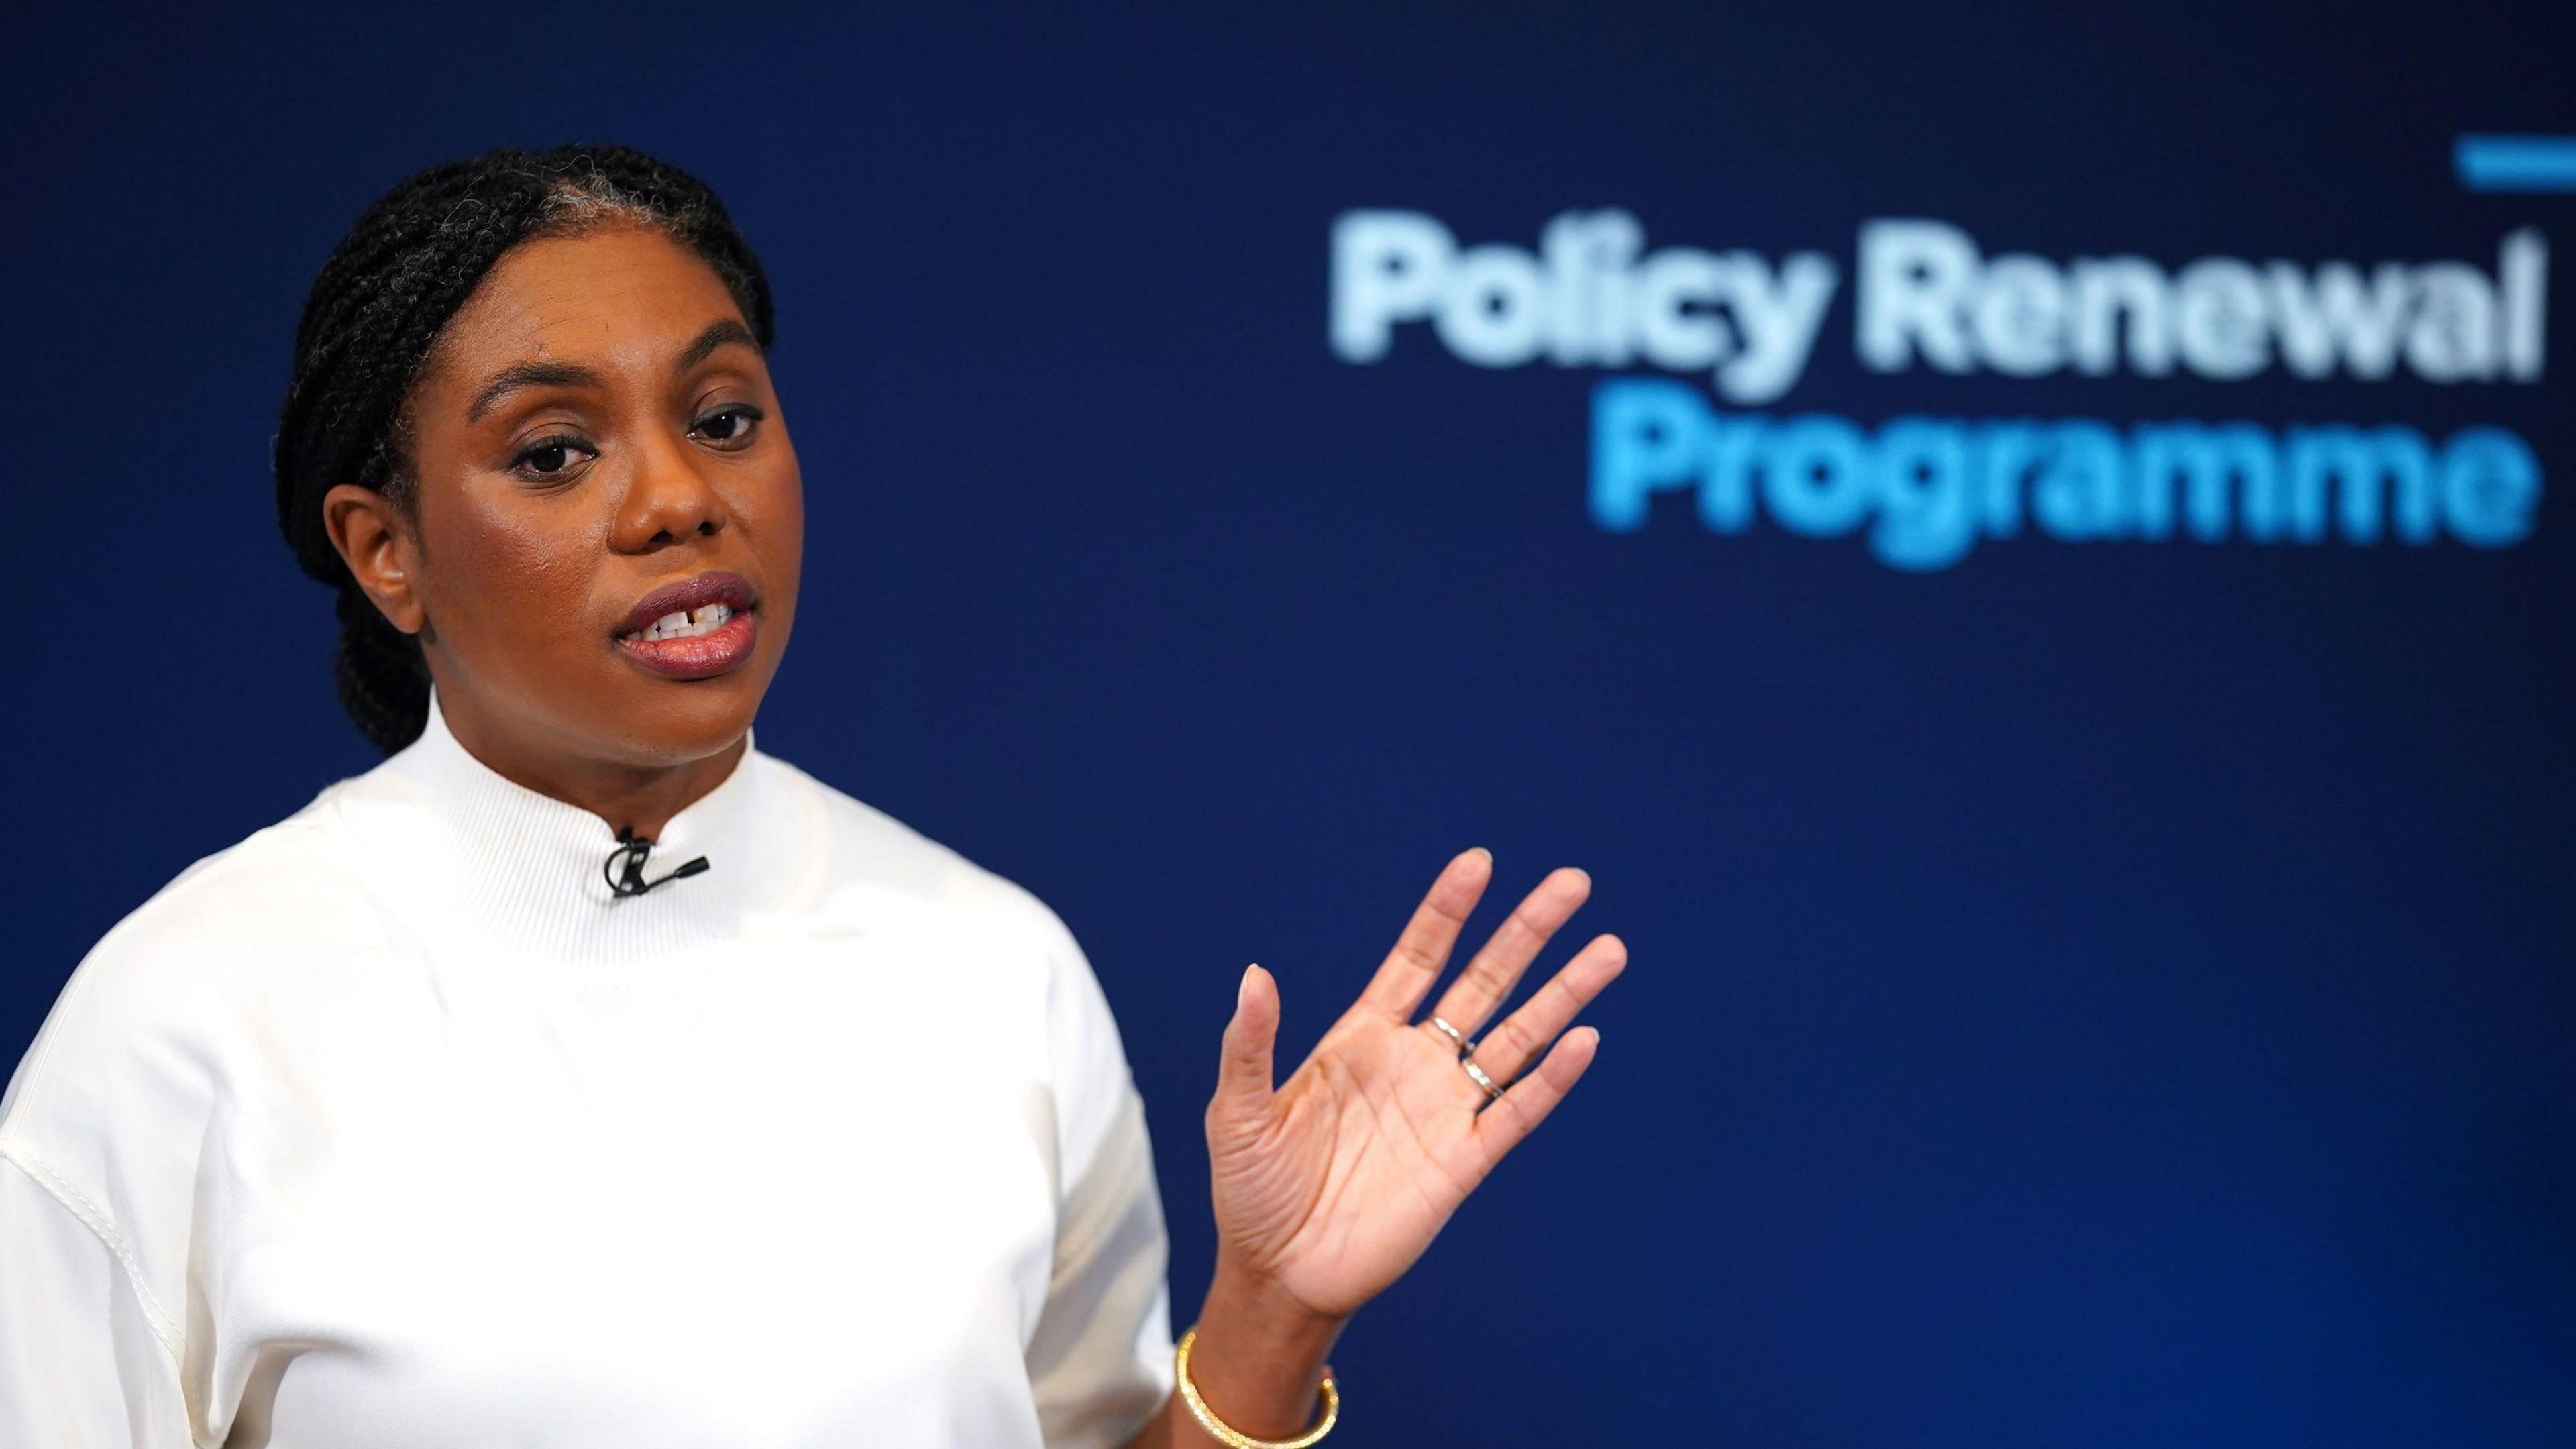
[{"xmin": 431, "ymin": 685, "xmax": 747, "ymax": 843}]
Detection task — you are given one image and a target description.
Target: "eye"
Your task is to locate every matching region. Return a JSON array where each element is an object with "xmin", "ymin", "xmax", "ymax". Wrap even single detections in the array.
[
  {"xmin": 691, "ymin": 403, "xmax": 765, "ymax": 449},
  {"xmin": 511, "ymin": 432, "xmax": 596, "ymax": 480}
]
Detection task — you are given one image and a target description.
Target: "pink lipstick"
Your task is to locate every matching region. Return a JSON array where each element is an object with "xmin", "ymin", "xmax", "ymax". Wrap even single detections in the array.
[{"xmin": 613, "ymin": 570, "xmax": 760, "ymax": 681}]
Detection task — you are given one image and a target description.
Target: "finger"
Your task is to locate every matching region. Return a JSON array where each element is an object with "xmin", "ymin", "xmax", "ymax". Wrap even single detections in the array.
[
  {"xmin": 1474, "ymin": 1025, "xmax": 1601, "ymax": 1167},
  {"xmin": 1353, "ymin": 849, "xmax": 1493, "ymax": 1022},
  {"xmin": 1428, "ymin": 866, "xmax": 1592, "ymax": 1038},
  {"xmin": 1206, "ymin": 964, "xmax": 1280, "ymax": 1150},
  {"xmin": 1462, "ymin": 932, "xmax": 1627, "ymax": 1083}
]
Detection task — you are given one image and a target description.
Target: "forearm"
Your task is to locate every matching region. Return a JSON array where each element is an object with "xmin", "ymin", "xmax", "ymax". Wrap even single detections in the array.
[{"xmin": 1122, "ymin": 1255, "xmax": 1347, "ymax": 1449}]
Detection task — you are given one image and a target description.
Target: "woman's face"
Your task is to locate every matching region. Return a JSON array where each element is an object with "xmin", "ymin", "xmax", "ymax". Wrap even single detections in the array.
[{"xmin": 331, "ymin": 225, "xmax": 803, "ymax": 775}]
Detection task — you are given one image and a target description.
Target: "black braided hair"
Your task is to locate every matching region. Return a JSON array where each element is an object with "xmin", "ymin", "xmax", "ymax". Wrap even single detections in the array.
[{"xmin": 272, "ymin": 144, "xmax": 777, "ymax": 754}]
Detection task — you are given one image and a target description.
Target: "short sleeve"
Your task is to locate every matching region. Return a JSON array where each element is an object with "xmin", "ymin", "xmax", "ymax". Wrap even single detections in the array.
[
  {"xmin": 1018, "ymin": 907, "xmax": 1177, "ymax": 1449},
  {"xmin": 0, "ymin": 1146, "xmax": 194, "ymax": 1448}
]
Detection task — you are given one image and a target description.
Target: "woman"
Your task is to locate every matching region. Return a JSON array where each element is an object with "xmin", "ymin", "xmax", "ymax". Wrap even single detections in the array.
[{"xmin": 0, "ymin": 145, "xmax": 1627, "ymax": 1448}]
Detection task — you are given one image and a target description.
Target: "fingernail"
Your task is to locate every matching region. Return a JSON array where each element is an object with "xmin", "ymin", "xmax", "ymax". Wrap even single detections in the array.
[{"xmin": 1238, "ymin": 963, "xmax": 1258, "ymax": 1008}]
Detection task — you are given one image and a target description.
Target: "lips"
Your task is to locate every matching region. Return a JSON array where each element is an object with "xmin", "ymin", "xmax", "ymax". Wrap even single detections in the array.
[{"xmin": 613, "ymin": 570, "xmax": 761, "ymax": 681}]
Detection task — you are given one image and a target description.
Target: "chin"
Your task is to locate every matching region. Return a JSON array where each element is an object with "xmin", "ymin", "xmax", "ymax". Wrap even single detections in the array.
[{"xmin": 607, "ymin": 667, "xmax": 776, "ymax": 765}]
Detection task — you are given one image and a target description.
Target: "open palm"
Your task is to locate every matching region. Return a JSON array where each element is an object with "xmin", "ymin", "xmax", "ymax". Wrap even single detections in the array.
[{"xmin": 1202, "ymin": 848, "xmax": 1628, "ymax": 1318}]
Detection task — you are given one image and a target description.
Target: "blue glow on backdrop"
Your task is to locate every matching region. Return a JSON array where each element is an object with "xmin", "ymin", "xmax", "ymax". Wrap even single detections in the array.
[{"xmin": 5, "ymin": 3, "xmax": 2571, "ymax": 1444}]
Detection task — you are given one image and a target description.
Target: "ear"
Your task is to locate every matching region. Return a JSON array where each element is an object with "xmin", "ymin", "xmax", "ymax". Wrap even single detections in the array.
[{"xmin": 321, "ymin": 484, "xmax": 427, "ymax": 634}]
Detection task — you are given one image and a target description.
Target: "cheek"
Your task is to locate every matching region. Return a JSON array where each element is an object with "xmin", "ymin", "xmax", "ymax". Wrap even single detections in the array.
[
  {"xmin": 426, "ymin": 496, "xmax": 599, "ymax": 649},
  {"xmin": 752, "ymin": 465, "xmax": 806, "ymax": 588}
]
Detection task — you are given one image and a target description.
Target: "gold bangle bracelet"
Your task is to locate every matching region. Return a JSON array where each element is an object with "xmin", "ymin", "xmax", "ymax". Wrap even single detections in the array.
[{"xmin": 1173, "ymin": 1325, "xmax": 1340, "ymax": 1449}]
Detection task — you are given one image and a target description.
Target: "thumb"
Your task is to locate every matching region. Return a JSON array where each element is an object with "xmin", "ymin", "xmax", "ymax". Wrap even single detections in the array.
[{"xmin": 1208, "ymin": 963, "xmax": 1280, "ymax": 1147}]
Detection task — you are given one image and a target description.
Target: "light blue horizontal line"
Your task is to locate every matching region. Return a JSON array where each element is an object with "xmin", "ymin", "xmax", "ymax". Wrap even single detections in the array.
[{"xmin": 2455, "ymin": 134, "xmax": 2576, "ymax": 191}]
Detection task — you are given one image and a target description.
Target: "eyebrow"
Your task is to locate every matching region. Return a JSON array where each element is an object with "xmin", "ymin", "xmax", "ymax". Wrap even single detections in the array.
[
  {"xmin": 675, "ymin": 317, "xmax": 761, "ymax": 374},
  {"xmin": 464, "ymin": 318, "xmax": 764, "ymax": 423}
]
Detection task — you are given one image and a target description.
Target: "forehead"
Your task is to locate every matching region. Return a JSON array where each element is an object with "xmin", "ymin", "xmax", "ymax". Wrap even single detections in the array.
[{"xmin": 426, "ymin": 226, "xmax": 745, "ymax": 378}]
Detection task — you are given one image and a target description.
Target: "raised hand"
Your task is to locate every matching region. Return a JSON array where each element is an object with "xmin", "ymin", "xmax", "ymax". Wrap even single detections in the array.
[{"xmin": 1201, "ymin": 847, "xmax": 1628, "ymax": 1320}]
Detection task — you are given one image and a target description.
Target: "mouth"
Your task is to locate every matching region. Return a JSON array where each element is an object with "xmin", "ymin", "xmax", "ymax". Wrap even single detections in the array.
[{"xmin": 613, "ymin": 570, "xmax": 761, "ymax": 681}]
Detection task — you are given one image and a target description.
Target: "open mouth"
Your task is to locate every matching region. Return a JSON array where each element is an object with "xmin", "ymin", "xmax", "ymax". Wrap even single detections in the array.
[
  {"xmin": 613, "ymin": 571, "xmax": 761, "ymax": 680},
  {"xmin": 623, "ymin": 600, "xmax": 741, "ymax": 643}
]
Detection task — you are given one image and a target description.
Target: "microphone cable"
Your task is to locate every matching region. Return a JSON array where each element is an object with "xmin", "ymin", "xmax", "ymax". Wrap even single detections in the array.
[{"xmin": 603, "ymin": 826, "xmax": 711, "ymax": 898}]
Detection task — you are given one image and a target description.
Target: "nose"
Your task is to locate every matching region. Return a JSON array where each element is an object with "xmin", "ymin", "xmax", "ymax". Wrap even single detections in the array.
[{"xmin": 611, "ymin": 427, "xmax": 730, "ymax": 552}]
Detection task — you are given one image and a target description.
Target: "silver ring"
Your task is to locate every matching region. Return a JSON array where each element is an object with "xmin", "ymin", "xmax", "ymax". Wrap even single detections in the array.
[
  {"xmin": 1427, "ymin": 1016, "xmax": 1472, "ymax": 1057},
  {"xmin": 1459, "ymin": 1055, "xmax": 1505, "ymax": 1103}
]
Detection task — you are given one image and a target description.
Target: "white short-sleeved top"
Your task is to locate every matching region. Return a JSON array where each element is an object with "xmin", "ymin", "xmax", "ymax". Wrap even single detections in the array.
[{"xmin": 0, "ymin": 694, "xmax": 1175, "ymax": 1448}]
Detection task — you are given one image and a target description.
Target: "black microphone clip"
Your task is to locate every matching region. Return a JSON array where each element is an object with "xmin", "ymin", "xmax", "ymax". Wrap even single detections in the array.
[{"xmin": 604, "ymin": 825, "xmax": 712, "ymax": 898}]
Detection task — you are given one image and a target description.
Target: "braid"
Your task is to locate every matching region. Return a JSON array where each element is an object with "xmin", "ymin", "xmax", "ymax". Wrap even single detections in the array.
[{"xmin": 272, "ymin": 144, "xmax": 777, "ymax": 754}]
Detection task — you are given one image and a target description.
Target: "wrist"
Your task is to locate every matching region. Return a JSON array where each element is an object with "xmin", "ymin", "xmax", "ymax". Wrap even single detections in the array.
[
  {"xmin": 1204, "ymin": 1254, "xmax": 1348, "ymax": 1356},
  {"xmin": 1177, "ymin": 1258, "xmax": 1349, "ymax": 1441}
]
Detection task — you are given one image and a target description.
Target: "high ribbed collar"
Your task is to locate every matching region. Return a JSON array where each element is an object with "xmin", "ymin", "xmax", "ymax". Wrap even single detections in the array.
[{"xmin": 337, "ymin": 689, "xmax": 784, "ymax": 966}]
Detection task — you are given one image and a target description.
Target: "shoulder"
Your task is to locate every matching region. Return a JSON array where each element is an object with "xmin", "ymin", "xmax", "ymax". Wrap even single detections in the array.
[
  {"xmin": 751, "ymin": 753, "xmax": 1143, "ymax": 1119},
  {"xmin": 0, "ymin": 786, "xmax": 392, "ymax": 1360},
  {"xmin": 1, "ymin": 784, "xmax": 384, "ymax": 1140},
  {"xmin": 753, "ymin": 751, "xmax": 1086, "ymax": 961},
  {"xmin": 754, "ymin": 755, "xmax": 1151, "ymax": 1170}
]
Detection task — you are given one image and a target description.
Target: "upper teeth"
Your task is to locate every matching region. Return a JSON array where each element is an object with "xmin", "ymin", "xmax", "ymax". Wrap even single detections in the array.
[{"xmin": 631, "ymin": 602, "xmax": 733, "ymax": 641}]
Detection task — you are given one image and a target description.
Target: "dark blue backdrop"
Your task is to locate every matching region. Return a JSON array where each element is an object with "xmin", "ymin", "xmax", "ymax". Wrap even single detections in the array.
[{"xmin": 7, "ymin": 3, "xmax": 2572, "ymax": 1444}]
